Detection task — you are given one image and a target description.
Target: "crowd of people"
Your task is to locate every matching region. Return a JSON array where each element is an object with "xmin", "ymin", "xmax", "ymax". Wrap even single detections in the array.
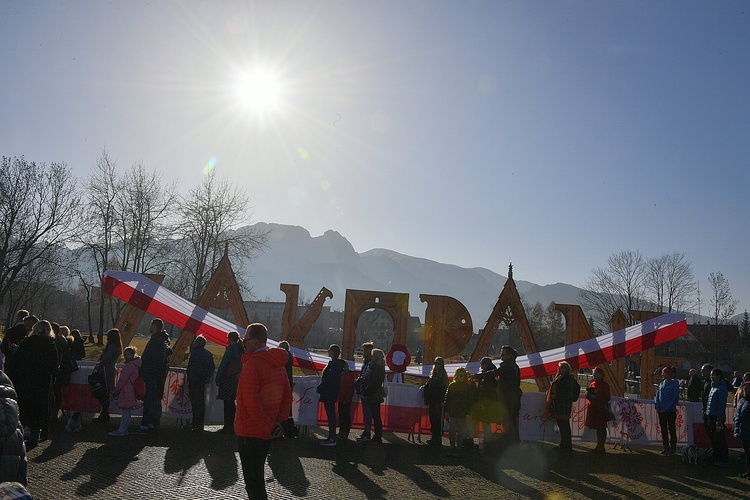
[
  {"xmin": 1, "ymin": 309, "xmax": 749, "ymax": 497},
  {"xmin": 0, "ymin": 309, "xmax": 90, "ymax": 489}
]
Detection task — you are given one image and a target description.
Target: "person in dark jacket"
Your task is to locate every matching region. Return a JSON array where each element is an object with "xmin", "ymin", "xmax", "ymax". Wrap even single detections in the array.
[
  {"xmin": 13, "ymin": 319, "xmax": 57, "ymax": 448},
  {"xmin": 545, "ymin": 361, "xmax": 580, "ymax": 453},
  {"xmin": 354, "ymin": 342, "xmax": 374, "ymax": 441},
  {"xmin": 496, "ymin": 345, "xmax": 522, "ymax": 442},
  {"xmin": 134, "ymin": 318, "xmax": 172, "ymax": 433},
  {"xmin": 3, "ymin": 313, "xmax": 35, "ymax": 384},
  {"xmin": 734, "ymin": 382, "xmax": 750, "ymax": 479},
  {"xmin": 338, "ymin": 363, "xmax": 356, "ymax": 440},
  {"xmin": 215, "ymin": 331, "xmax": 244, "ymax": 434},
  {"xmin": 734, "ymin": 372, "xmax": 750, "ymax": 407},
  {"xmin": 0, "ymin": 310, "xmax": 28, "ymax": 358},
  {"xmin": 93, "ymin": 329, "xmax": 123, "ymax": 423},
  {"xmin": 185, "ymin": 335, "xmax": 215, "ymax": 431},
  {"xmin": 444, "ymin": 367, "xmax": 476, "ymax": 457},
  {"xmin": 317, "ymin": 344, "xmax": 347, "ymax": 446},
  {"xmin": 473, "ymin": 357, "xmax": 500, "ymax": 452},
  {"xmin": 358, "ymin": 348, "xmax": 386, "ymax": 443},
  {"xmin": 686, "ymin": 368, "xmax": 702, "ymax": 403},
  {"xmin": 278, "ymin": 340, "xmax": 294, "ymax": 390},
  {"xmin": 706, "ymin": 368, "xmax": 730, "ymax": 468},
  {"xmin": 422, "ymin": 357, "xmax": 448, "ymax": 446},
  {"xmin": 70, "ymin": 329, "xmax": 86, "ymax": 360},
  {"xmin": 0, "ymin": 371, "xmax": 27, "ymax": 486}
]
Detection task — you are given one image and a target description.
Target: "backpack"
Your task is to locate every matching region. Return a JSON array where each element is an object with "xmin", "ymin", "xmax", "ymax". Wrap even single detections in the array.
[{"xmin": 133, "ymin": 374, "xmax": 146, "ymax": 401}]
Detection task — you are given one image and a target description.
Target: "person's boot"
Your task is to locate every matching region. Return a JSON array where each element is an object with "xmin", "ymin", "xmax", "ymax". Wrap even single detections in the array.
[{"xmin": 93, "ymin": 413, "xmax": 110, "ymax": 423}]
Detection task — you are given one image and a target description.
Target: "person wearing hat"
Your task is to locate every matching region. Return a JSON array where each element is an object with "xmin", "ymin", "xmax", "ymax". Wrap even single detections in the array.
[
  {"xmin": 473, "ymin": 357, "xmax": 500, "ymax": 452},
  {"xmin": 654, "ymin": 366, "xmax": 680, "ymax": 455},
  {"xmin": 316, "ymin": 344, "xmax": 347, "ymax": 446},
  {"xmin": 585, "ymin": 366, "xmax": 611, "ymax": 453}
]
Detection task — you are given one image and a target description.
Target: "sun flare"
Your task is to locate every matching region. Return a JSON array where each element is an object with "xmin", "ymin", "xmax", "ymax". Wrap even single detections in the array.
[{"xmin": 235, "ymin": 68, "xmax": 282, "ymax": 112}]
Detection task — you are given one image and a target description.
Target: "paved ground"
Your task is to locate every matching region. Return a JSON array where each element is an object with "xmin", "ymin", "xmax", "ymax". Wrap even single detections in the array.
[{"xmin": 24, "ymin": 415, "xmax": 750, "ymax": 499}]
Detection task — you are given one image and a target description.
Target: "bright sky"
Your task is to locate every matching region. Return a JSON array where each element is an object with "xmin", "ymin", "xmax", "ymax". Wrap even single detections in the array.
[{"xmin": 3, "ymin": 1, "xmax": 749, "ymax": 316}]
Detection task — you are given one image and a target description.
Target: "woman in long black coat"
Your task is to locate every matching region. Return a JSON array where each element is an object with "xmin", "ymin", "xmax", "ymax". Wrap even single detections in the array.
[{"xmin": 13, "ymin": 320, "xmax": 58, "ymax": 447}]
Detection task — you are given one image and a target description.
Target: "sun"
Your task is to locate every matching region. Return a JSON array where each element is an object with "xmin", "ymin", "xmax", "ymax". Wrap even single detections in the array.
[{"xmin": 234, "ymin": 68, "xmax": 282, "ymax": 112}]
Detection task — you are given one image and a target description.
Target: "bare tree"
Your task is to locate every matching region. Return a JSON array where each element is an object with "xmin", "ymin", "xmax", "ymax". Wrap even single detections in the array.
[
  {"xmin": 115, "ymin": 162, "xmax": 177, "ymax": 274},
  {"xmin": 663, "ymin": 252, "xmax": 696, "ymax": 313},
  {"xmin": 580, "ymin": 250, "xmax": 648, "ymax": 330},
  {"xmin": 174, "ymin": 171, "xmax": 268, "ymax": 302},
  {"xmin": 707, "ymin": 271, "xmax": 738, "ymax": 325},
  {"xmin": 79, "ymin": 149, "xmax": 122, "ymax": 343},
  {"xmin": 646, "ymin": 254, "xmax": 667, "ymax": 312},
  {"xmin": 0, "ymin": 156, "xmax": 80, "ymax": 320},
  {"xmin": 646, "ymin": 252, "xmax": 696, "ymax": 313}
]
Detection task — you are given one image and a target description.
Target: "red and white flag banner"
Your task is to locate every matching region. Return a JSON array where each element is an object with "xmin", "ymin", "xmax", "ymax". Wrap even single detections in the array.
[{"xmin": 103, "ymin": 270, "xmax": 687, "ymax": 379}]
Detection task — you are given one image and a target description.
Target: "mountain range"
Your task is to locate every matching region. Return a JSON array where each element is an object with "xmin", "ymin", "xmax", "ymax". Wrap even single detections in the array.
[{"xmin": 238, "ymin": 223, "xmax": 585, "ymax": 327}]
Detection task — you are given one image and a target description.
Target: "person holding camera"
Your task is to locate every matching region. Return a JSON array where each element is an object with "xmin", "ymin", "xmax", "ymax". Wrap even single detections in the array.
[{"xmin": 235, "ymin": 323, "xmax": 293, "ymax": 499}]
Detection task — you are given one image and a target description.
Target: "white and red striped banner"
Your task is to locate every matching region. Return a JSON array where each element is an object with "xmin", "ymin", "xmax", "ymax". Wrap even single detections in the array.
[{"xmin": 102, "ymin": 270, "xmax": 687, "ymax": 379}]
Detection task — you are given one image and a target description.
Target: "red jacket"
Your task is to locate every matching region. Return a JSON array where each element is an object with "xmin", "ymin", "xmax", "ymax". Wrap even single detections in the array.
[
  {"xmin": 585, "ymin": 379, "xmax": 611, "ymax": 430},
  {"xmin": 235, "ymin": 347, "xmax": 293, "ymax": 439}
]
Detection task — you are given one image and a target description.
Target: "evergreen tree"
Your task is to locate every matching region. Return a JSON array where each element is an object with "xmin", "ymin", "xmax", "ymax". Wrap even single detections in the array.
[
  {"xmin": 544, "ymin": 301, "xmax": 564, "ymax": 335},
  {"xmin": 740, "ymin": 310, "xmax": 750, "ymax": 338}
]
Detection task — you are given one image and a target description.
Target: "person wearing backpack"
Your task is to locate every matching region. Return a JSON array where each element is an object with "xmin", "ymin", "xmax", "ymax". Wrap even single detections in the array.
[
  {"xmin": 109, "ymin": 346, "xmax": 142, "ymax": 436},
  {"xmin": 545, "ymin": 361, "xmax": 580, "ymax": 453}
]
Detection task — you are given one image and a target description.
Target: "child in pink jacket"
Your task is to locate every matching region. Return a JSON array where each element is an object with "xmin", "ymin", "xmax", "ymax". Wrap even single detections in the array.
[{"xmin": 109, "ymin": 347, "xmax": 143, "ymax": 436}]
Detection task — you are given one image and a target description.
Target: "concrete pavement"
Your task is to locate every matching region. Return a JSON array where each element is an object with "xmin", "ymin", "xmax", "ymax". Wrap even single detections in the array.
[{"xmin": 24, "ymin": 416, "xmax": 750, "ymax": 499}]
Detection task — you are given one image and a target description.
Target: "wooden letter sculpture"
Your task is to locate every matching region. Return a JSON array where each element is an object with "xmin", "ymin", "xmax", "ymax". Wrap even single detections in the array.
[
  {"xmin": 280, "ymin": 283, "xmax": 333, "ymax": 375},
  {"xmin": 341, "ymin": 289, "xmax": 409, "ymax": 361},
  {"xmin": 470, "ymin": 265, "xmax": 550, "ymax": 392},
  {"xmin": 169, "ymin": 248, "xmax": 250, "ymax": 366},
  {"xmin": 419, "ymin": 294, "xmax": 473, "ymax": 364}
]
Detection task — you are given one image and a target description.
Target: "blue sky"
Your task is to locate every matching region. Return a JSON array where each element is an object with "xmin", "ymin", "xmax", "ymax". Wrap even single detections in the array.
[{"xmin": 2, "ymin": 1, "xmax": 749, "ymax": 316}]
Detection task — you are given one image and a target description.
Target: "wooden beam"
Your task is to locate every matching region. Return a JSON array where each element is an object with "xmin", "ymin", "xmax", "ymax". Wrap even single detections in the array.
[
  {"xmin": 112, "ymin": 274, "xmax": 165, "ymax": 350},
  {"xmin": 555, "ymin": 303, "xmax": 623, "ymax": 397}
]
